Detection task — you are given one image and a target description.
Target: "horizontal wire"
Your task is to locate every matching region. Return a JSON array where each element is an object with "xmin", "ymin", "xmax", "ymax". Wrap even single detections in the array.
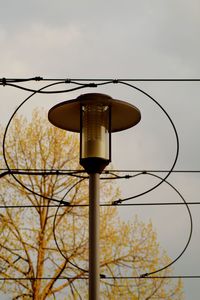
[
  {"xmin": 0, "ymin": 202, "xmax": 199, "ymax": 209},
  {"xmin": 104, "ymin": 276, "xmax": 200, "ymax": 279},
  {"xmin": 0, "ymin": 169, "xmax": 199, "ymax": 207},
  {"xmin": 0, "ymin": 275, "xmax": 199, "ymax": 281},
  {"xmin": 1, "ymin": 77, "xmax": 200, "ymax": 82},
  {"xmin": 1, "ymin": 169, "xmax": 199, "ymax": 181},
  {"xmin": 106, "ymin": 170, "xmax": 200, "ymax": 173},
  {"xmin": 1, "ymin": 168, "xmax": 199, "ymax": 173}
]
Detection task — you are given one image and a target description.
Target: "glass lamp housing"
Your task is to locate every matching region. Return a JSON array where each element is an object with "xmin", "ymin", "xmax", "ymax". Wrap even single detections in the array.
[{"xmin": 80, "ymin": 102, "xmax": 111, "ymax": 174}]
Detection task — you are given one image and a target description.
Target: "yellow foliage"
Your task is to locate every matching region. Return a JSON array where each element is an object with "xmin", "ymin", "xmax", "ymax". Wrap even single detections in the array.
[{"xmin": 0, "ymin": 110, "xmax": 184, "ymax": 299}]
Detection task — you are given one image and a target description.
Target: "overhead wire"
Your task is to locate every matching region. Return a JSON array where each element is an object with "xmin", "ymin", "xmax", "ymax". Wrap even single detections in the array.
[
  {"xmin": 0, "ymin": 201, "xmax": 200, "ymax": 209},
  {"xmin": 2, "ymin": 81, "xmax": 93, "ymax": 94},
  {"xmin": 0, "ymin": 275, "xmax": 199, "ymax": 281},
  {"xmin": 1, "ymin": 77, "xmax": 200, "ymax": 83},
  {"xmin": 2, "ymin": 79, "xmax": 180, "ymax": 204},
  {"xmin": 0, "ymin": 79, "xmax": 114, "ymax": 94},
  {"xmin": 1, "ymin": 168, "xmax": 200, "ymax": 173},
  {"xmin": 0, "ymin": 78, "xmax": 197, "ymax": 283},
  {"xmin": 0, "ymin": 172, "xmax": 193, "ymax": 278}
]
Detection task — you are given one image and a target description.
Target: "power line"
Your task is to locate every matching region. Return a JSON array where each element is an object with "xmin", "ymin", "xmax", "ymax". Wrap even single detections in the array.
[
  {"xmin": 0, "ymin": 275, "xmax": 199, "ymax": 281},
  {"xmin": 0, "ymin": 77, "xmax": 199, "ymax": 286},
  {"xmin": 0, "ymin": 202, "xmax": 200, "ymax": 209},
  {"xmin": 1, "ymin": 168, "xmax": 200, "ymax": 173},
  {"xmin": 1, "ymin": 77, "xmax": 200, "ymax": 83}
]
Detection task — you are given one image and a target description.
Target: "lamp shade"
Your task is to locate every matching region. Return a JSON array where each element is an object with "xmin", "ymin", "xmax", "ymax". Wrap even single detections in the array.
[{"xmin": 48, "ymin": 93, "xmax": 141, "ymax": 133}]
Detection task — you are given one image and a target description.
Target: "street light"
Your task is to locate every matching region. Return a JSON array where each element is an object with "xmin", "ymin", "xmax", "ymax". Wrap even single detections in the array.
[{"xmin": 48, "ymin": 93, "xmax": 141, "ymax": 300}]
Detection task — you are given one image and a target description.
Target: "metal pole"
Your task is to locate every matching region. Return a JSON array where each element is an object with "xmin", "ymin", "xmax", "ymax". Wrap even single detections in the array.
[{"xmin": 89, "ymin": 172, "xmax": 100, "ymax": 300}]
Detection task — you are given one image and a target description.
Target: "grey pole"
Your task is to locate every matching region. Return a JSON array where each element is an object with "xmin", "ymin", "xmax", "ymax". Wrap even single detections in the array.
[{"xmin": 89, "ymin": 172, "xmax": 100, "ymax": 300}]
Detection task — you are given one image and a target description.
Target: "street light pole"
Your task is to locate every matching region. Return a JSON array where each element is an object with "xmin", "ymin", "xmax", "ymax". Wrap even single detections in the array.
[
  {"xmin": 48, "ymin": 92, "xmax": 141, "ymax": 300},
  {"xmin": 89, "ymin": 172, "xmax": 100, "ymax": 300}
]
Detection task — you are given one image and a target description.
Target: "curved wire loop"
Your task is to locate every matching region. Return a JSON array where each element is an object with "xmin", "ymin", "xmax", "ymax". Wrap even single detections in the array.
[
  {"xmin": 2, "ymin": 81, "xmax": 89, "ymax": 204},
  {"xmin": 112, "ymin": 81, "xmax": 179, "ymax": 203},
  {"xmin": 124, "ymin": 172, "xmax": 192, "ymax": 277},
  {"xmin": 52, "ymin": 178, "xmax": 89, "ymax": 274},
  {"xmin": 3, "ymin": 79, "xmax": 179, "ymax": 205}
]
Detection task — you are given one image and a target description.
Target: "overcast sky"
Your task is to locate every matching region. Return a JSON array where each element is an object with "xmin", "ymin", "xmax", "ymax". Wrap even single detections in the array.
[{"xmin": 0, "ymin": 1, "xmax": 200, "ymax": 299}]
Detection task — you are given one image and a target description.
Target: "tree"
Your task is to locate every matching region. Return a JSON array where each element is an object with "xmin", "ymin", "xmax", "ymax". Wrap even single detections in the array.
[{"xmin": 0, "ymin": 110, "xmax": 183, "ymax": 299}]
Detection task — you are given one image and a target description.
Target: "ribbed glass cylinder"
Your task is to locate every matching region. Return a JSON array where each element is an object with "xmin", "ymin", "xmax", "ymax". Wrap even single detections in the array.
[{"xmin": 81, "ymin": 104, "xmax": 109, "ymax": 160}]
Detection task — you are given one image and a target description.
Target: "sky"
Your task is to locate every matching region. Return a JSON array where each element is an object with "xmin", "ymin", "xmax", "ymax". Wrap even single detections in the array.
[{"xmin": 0, "ymin": 0, "xmax": 200, "ymax": 299}]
